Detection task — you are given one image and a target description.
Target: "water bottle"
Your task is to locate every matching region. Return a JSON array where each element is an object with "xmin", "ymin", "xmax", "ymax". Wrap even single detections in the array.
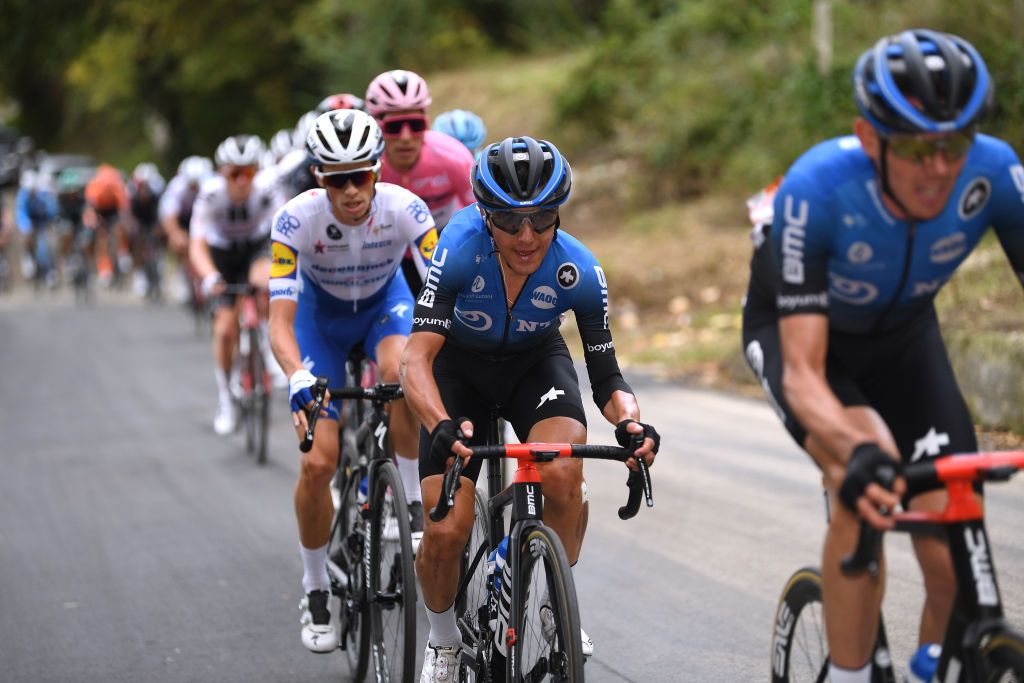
[
  {"xmin": 486, "ymin": 536, "xmax": 512, "ymax": 654},
  {"xmin": 907, "ymin": 643, "xmax": 941, "ymax": 683},
  {"xmin": 356, "ymin": 475, "xmax": 368, "ymax": 504}
]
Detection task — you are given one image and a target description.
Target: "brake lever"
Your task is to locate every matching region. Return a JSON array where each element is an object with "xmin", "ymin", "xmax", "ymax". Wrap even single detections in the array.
[{"xmin": 299, "ymin": 377, "xmax": 330, "ymax": 453}]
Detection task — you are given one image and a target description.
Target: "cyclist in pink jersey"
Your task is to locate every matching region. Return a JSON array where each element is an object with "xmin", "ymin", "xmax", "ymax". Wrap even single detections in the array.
[{"xmin": 366, "ymin": 69, "xmax": 475, "ymax": 291}]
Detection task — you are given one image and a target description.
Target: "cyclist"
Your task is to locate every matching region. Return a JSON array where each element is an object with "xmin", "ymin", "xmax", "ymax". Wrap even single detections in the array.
[
  {"xmin": 83, "ymin": 163, "xmax": 131, "ymax": 286},
  {"xmin": 15, "ymin": 169, "xmax": 59, "ymax": 285},
  {"xmin": 400, "ymin": 136, "xmax": 660, "ymax": 680},
  {"xmin": 54, "ymin": 167, "xmax": 92, "ymax": 285},
  {"xmin": 268, "ymin": 109, "xmax": 438, "ymax": 653},
  {"xmin": 128, "ymin": 162, "xmax": 166, "ymax": 298},
  {"xmin": 190, "ymin": 135, "xmax": 279, "ymax": 435},
  {"xmin": 741, "ymin": 29, "xmax": 1024, "ymax": 683},
  {"xmin": 276, "ymin": 99, "xmax": 365, "ymax": 203},
  {"xmin": 315, "ymin": 92, "xmax": 366, "ymax": 115},
  {"xmin": 365, "ymin": 69, "xmax": 475, "ymax": 293},
  {"xmin": 432, "ymin": 109, "xmax": 487, "ymax": 160},
  {"xmin": 160, "ymin": 156, "xmax": 214, "ymax": 302}
]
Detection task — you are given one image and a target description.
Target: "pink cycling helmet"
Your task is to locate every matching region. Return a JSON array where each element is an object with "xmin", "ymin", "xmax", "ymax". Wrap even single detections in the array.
[{"xmin": 365, "ymin": 69, "xmax": 432, "ymax": 117}]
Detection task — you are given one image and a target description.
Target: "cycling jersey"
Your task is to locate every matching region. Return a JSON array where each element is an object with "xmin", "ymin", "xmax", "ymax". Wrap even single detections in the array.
[
  {"xmin": 268, "ymin": 183, "xmax": 437, "ymax": 309},
  {"xmin": 274, "ymin": 150, "xmax": 317, "ymax": 203},
  {"xmin": 85, "ymin": 165, "xmax": 129, "ymax": 214},
  {"xmin": 15, "ymin": 187, "xmax": 57, "ymax": 233},
  {"xmin": 158, "ymin": 175, "xmax": 202, "ymax": 230},
  {"xmin": 380, "ymin": 130, "xmax": 474, "ymax": 230},
  {"xmin": 411, "ymin": 205, "xmax": 632, "ymax": 408},
  {"xmin": 189, "ymin": 174, "xmax": 280, "ymax": 248},
  {"xmin": 756, "ymin": 134, "xmax": 1024, "ymax": 334}
]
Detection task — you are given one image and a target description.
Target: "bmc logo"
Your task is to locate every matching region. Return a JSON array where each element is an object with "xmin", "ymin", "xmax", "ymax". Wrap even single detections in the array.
[
  {"xmin": 781, "ymin": 195, "xmax": 809, "ymax": 285},
  {"xmin": 417, "ymin": 248, "xmax": 449, "ymax": 309}
]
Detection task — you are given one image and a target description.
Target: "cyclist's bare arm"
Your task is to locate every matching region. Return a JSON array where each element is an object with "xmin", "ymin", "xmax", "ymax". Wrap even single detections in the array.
[
  {"xmin": 188, "ymin": 235, "xmax": 218, "ymax": 281},
  {"xmin": 162, "ymin": 215, "xmax": 189, "ymax": 252},
  {"xmin": 601, "ymin": 390, "xmax": 657, "ymax": 467},
  {"xmin": 268, "ymin": 297, "xmax": 304, "ymax": 378},
  {"xmin": 399, "ymin": 331, "xmax": 473, "ymax": 459}
]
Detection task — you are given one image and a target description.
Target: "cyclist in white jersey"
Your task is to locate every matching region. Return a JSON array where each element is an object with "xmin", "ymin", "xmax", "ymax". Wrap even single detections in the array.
[
  {"xmin": 268, "ymin": 109, "xmax": 439, "ymax": 653},
  {"xmin": 190, "ymin": 135, "xmax": 280, "ymax": 435}
]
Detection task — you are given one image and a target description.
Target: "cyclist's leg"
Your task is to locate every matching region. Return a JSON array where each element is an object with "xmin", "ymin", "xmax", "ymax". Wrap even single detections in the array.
[
  {"xmin": 208, "ymin": 244, "xmax": 249, "ymax": 432},
  {"xmin": 858, "ymin": 309, "xmax": 978, "ymax": 648},
  {"xmin": 744, "ymin": 317, "xmax": 897, "ymax": 672}
]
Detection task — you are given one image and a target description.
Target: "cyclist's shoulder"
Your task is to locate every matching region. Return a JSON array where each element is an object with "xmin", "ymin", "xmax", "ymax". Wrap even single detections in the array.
[
  {"xmin": 374, "ymin": 181, "xmax": 422, "ymax": 206},
  {"xmin": 966, "ymin": 133, "xmax": 1021, "ymax": 173},
  {"xmin": 784, "ymin": 136, "xmax": 872, "ymax": 192},
  {"xmin": 438, "ymin": 206, "xmax": 486, "ymax": 246},
  {"xmin": 196, "ymin": 174, "xmax": 226, "ymax": 200},
  {"xmin": 548, "ymin": 230, "xmax": 599, "ymax": 268},
  {"xmin": 424, "ymin": 130, "xmax": 474, "ymax": 169}
]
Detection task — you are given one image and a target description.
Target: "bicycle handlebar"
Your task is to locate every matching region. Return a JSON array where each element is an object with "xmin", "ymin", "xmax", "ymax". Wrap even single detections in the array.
[
  {"xmin": 428, "ymin": 436, "xmax": 654, "ymax": 523},
  {"xmin": 298, "ymin": 378, "xmax": 404, "ymax": 453},
  {"xmin": 841, "ymin": 450, "xmax": 1024, "ymax": 576}
]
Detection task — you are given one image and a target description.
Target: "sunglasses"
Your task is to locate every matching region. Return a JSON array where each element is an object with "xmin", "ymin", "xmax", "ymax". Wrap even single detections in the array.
[
  {"xmin": 226, "ymin": 166, "xmax": 257, "ymax": 181},
  {"xmin": 487, "ymin": 208, "xmax": 559, "ymax": 234},
  {"xmin": 884, "ymin": 130, "xmax": 975, "ymax": 163},
  {"xmin": 380, "ymin": 115, "xmax": 428, "ymax": 138},
  {"xmin": 315, "ymin": 167, "xmax": 378, "ymax": 189}
]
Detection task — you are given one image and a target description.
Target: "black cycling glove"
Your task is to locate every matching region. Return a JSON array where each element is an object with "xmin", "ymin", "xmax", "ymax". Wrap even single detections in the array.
[
  {"xmin": 430, "ymin": 417, "xmax": 470, "ymax": 465},
  {"xmin": 615, "ymin": 419, "xmax": 661, "ymax": 454},
  {"xmin": 839, "ymin": 442, "xmax": 901, "ymax": 512}
]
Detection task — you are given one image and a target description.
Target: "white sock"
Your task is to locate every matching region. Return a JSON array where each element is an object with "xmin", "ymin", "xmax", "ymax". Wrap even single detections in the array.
[
  {"xmin": 425, "ymin": 603, "xmax": 460, "ymax": 648},
  {"xmin": 300, "ymin": 543, "xmax": 330, "ymax": 594},
  {"xmin": 829, "ymin": 662, "xmax": 871, "ymax": 683},
  {"xmin": 396, "ymin": 455, "xmax": 422, "ymax": 504},
  {"xmin": 214, "ymin": 367, "xmax": 231, "ymax": 404}
]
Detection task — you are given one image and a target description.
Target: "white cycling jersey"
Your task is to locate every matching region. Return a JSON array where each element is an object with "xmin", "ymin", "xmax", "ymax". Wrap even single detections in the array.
[
  {"xmin": 157, "ymin": 174, "xmax": 201, "ymax": 224},
  {"xmin": 269, "ymin": 183, "xmax": 437, "ymax": 305},
  {"xmin": 189, "ymin": 174, "xmax": 282, "ymax": 248}
]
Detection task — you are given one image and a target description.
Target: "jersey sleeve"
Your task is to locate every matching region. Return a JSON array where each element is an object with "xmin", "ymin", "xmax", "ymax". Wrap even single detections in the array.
[
  {"xmin": 398, "ymin": 190, "xmax": 437, "ymax": 281},
  {"xmin": 769, "ymin": 171, "xmax": 832, "ymax": 316},
  {"xmin": 268, "ymin": 203, "xmax": 303, "ymax": 302},
  {"xmin": 571, "ymin": 252, "xmax": 634, "ymax": 408},
  {"xmin": 410, "ymin": 224, "xmax": 468, "ymax": 337},
  {"xmin": 157, "ymin": 179, "xmax": 182, "ymax": 222},
  {"xmin": 985, "ymin": 143, "xmax": 1024, "ymax": 289},
  {"xmin": 188, "ymin": 187, "xmax": 214, "ymax": 241}
]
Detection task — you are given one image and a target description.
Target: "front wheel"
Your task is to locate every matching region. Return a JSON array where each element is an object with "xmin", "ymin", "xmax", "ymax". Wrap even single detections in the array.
[
  {"xmin": 981, "ymin": 630, "xmax": 1024, "ymax": 682},
  {"xmin": 329, "ymin": 448, "xmax": 370, "ymax": 682},
  {"xmin": 508, "ymin": 525, "xmax": 584, "ymax": 683},
  {"xmin": 250, "ymin": 328, "xmax": 270, "ymax": 465},
  {"xmin": 771, "ymin": 568, "xmax": 827, "ymax": 683},
  {"xmin": 368, "ymin": 461, "xmax": 417, "ymax": 682}
]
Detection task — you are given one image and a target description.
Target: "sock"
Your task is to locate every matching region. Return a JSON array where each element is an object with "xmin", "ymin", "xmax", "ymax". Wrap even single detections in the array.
[
  {"xmin": 214, "ymin": 367, "xmax": 231, "ymax": 404},
  {"xmin": 396, "ymin": 455, "xmax": 422, "ymax": 504},
  {"xmin": 829, "ymin": 662, "xmax": 872, "ymax": 683},
  {"xmin": 425, "ymin": 603, "xmax": 460, "ymax": 648},
  {"xmin": 300, "ymin": 543, "xmax": 330, "ymax": 594}
]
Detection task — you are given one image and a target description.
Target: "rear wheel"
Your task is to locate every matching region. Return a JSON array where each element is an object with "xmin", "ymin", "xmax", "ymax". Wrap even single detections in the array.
[
  {"xmin": 250, "ymin": 328, "xmax": 269, "ymax": 465},
  {"xmin": 367, "ymin": 461, "xmax": 416, "ymax": 682},
  {"xmin": 982, "ymin": 630, "xmax": 1024, "ymax": 682},
  {"xmin": 508, "ymin": 525, "xmax": 583, "ymax": 683}
]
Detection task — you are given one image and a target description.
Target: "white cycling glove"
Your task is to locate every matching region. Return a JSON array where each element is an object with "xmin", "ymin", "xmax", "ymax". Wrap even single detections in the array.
[
  {"xmin": 289, "ymin": 369, "xmax": 318, "ymax": 413},
  {"xmin": 201, "ymin": 272, "xmax": 224, "ymax": 298}
]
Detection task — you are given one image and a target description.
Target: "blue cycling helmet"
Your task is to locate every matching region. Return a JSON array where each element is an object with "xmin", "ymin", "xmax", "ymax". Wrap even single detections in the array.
[
  {"xmin": 472, "ymin": 136, "xmax": 571, "ymax": 211},
  {"xmin": 853, "ymin": 29, "xmax": 993, "ymax": 135},
  {"xmin": 433, "ymin": 109, "xmax": 487, "ymax": 155}
]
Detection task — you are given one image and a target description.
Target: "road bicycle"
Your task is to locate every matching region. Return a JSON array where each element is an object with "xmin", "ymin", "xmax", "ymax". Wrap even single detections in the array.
[
  {"xmin": 302, "ymin": 374, "xmax": 417, "ymax": 683},
  {"xmin": 223, "ymin": 284, "xmax": 271, "ymax": 464},
  {"xmin": 430, "ymin": 412, "xmax": 655, "ymax": 683},
  {"xmin": 771, "ymin": 450, "xmax": 1024, "ymax": 682}
]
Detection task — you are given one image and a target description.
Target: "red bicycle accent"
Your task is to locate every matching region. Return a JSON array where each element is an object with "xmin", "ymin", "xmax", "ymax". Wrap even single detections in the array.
[{"xmin": 898, "ymin": 450, "xmax": 1024, "ymax": 524}]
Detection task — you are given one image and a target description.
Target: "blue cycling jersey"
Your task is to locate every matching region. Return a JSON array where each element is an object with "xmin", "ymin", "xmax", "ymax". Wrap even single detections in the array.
[
  {"xmin": 411, "ymin": 205, "xmax": 631, "ymax": 407},
  {"xmin": 766, "ymin": 134, "xmax": 1024, "ymax": 334}
]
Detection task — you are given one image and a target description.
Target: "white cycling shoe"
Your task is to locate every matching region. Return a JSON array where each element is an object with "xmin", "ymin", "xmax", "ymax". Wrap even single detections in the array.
[
  {"xmin": 213, "ymin": 399, "xmax": 237, "ymax": 436},
  {"xmin": 419, "ymin": 641, "xmax": 461, "ymax": 682},
  {"xmin": 299, "ymin": 589, "xmax": 338, "ymax": 653}
]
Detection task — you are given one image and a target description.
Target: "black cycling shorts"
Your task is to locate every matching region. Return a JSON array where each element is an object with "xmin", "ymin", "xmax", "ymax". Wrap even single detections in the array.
[
  {"xmin": 209, "ymin": 237, "xmax": 269, "ymax": 308},
  {"xmin": 742, "ymin": 285, "xmax": 977, "ymax": 500},
  {"xmin": 418, "ymin": 333, "xmax": 587, "ymax": 481}
]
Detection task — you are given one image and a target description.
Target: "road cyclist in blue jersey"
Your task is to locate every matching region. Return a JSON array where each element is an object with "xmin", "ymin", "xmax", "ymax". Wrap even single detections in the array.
[
  {"xmin": 267, "ymin": 108, "xmax": 440, "ymax": 654},
  {"xmin": 741, "ymin": 29, "xmax": 1024, "ymax": 683},
  {"xmin": 400, "ymin": 136, "xmax": 661, "ymax": 682}
]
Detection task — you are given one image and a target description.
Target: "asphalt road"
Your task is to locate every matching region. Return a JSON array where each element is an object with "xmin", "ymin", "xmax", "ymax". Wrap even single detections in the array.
[{"xmin": 2, "ymin": 290, "xmax": 1022, "ymax": 682}]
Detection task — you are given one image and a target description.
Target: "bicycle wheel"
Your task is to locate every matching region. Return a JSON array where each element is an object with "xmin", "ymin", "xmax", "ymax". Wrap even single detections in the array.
[
  {"xmin": 367, "ymin": 461, "xmax": 417, "ymax": 682},
  {"xmin": 250, "ymin": 328, "xmax": 270, "ymax": 465},
  {"xmin": 458, "ymin": 487, "xmax": 494, "ymax": 682},
  {"xmin": 329, "ymin": 451, "xmax": 370, "ymax": 681},
  {"xmin": 241, "ymin": 344, "xmax": 256, "ymax": 456},
  {"xmin": 982, "ymin": 630, "xmax": 1024, "ymax": 682},
  {"xmin": 771, "ymin": 567, "xmax": 828, "ymax": 683},
  {"xmin": 508, "ymin": 525, "xmax": 583, "ymax": 683}
]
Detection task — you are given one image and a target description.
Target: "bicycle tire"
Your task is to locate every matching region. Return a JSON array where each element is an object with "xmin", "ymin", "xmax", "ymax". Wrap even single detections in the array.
[
  {"xmin": 981, "ymin": 630, "xmax": 1024, "ymax": 682},
  {"xmin": 241, "ymin": 341, "xmax": 256, "ymax": 455},
  {"xmin": 458, "ymin": 487, "xmax": 494, "ymax": 683},
  {"xmin": 771, "ymin": 567, "xmax": 828, "ymax": 683},
  {"xmin": 329, "ymin": 444, "xmax": 370, "ymax": 682},
  {"xmin": 508, "ymin": 525, "xmax": 584, "ymax": 683},
  {"xmin": 367, "ymin": 461, "xmax": 417, "ymax": 682},
  {"xmin": 251, "ymin": 328, "xmax": 269, "ymax": 465}
]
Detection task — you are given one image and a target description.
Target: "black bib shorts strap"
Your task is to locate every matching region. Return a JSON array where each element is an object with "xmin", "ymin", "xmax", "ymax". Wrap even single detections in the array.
[{"xmin": 418, "ymin": 332, "xmax": 587, "ymax": 481}]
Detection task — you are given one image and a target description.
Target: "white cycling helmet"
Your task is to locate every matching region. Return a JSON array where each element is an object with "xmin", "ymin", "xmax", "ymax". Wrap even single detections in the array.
[
  {"xmin": 178, "ymin": 155, "xmax": 214, "ymax": 184},
  {"xmin": 269, "ymin": 128, "xmax": 296, "ymax": 161},
  {"xmin": 132, "ymin": 162, "xmax": 165, "ymax": 193},
  {"xmin": 306, "ymin": 109, "xmax": 385, "ymax": 166},
  {"xmin": 294, "ymin": 111, "xmax": 320, "ymax": 147},
  {"xmin": 214, "ymin": 134, "xmax": 264, "ymax": 167},
  {"xmin": 365, "ymin": 69, "xmax": 432, "ymax": 116}
]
